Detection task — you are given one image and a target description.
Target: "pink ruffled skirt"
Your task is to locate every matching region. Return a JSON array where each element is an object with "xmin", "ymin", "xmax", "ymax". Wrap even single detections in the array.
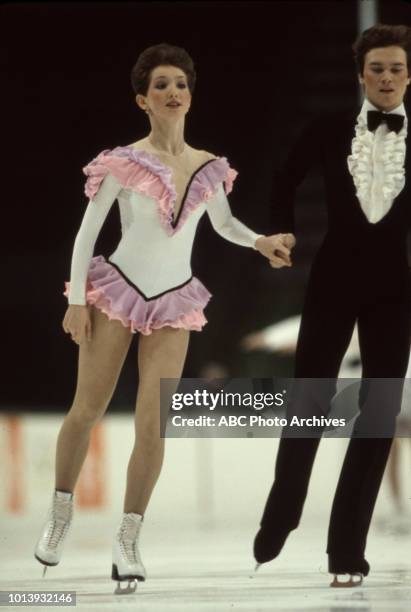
[{"xmin": 63, "ymin": 255, "xmax": 212, "ymax": 335}]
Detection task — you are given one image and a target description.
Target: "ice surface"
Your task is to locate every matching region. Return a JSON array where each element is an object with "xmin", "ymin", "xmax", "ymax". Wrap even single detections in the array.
[{"xmin": 1, "ymin": 515, "xmax": 410, "ymax": 611}]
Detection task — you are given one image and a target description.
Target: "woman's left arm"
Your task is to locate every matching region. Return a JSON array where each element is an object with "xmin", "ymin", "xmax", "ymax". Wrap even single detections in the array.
[
  {"xmin": 206, "ymin": 183, "xmax": 263, "ymax": 247},
  {"xmin": 206, "ymin": 184, "xmax": 293, "ymax": 266}
]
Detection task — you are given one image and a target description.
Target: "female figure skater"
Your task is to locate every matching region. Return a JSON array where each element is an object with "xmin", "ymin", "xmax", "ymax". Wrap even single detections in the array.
[
  {"xmin": 34, "ymin": 43, "xmax": 288, "ymax": 593},
  {"xmin": 253, "ymin": 24, "xmax": 411, "ymax": 587}
]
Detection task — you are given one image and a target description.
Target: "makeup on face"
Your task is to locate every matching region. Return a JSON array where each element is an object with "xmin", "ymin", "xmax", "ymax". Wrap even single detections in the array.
[
  {"xmin": 145, "ymin": 65, "xmax": 191, "ymax": 116},
  {"xmin": 361, "ymin": 46, "xmax": 410, "ymax": 111}
]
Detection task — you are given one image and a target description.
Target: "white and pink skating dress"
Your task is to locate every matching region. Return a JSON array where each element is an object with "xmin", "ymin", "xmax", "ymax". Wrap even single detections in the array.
[{"xmin": 64, "ymin": 145, "xmax": 262, "ymax": 335}]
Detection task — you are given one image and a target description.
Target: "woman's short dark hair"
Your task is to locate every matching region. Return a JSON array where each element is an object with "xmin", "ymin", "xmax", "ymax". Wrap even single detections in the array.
[
  {"xmin": 130, "ymin": 43, "xmax": 196, "ymax": 96},
  {"xmin": 352, "ymin": 23, "xmax": 411, "ymax": 74}
]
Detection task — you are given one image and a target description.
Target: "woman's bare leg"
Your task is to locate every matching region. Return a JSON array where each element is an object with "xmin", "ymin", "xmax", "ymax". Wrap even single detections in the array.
[
  {"xmin": 123, "ymin": 327, "xmax": 190, "ymax": 514},
  {"xmin": 55, "ymin": 306, "xmax": 133, "ymax": 492}
]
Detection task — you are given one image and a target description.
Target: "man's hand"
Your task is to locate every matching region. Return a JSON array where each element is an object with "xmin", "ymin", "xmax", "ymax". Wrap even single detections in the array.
[
  {"xmin": 281, "ymin": 233, "xmax": 296, "ymax": 249},
  {"xmin": 255, "ymin": 233, "xmax": 296, "ymax": 268}
]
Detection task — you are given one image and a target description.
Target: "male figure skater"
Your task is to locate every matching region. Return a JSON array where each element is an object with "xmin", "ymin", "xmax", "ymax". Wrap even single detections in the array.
[{"xmin": 254, "ymin": 24, "xmax": 411, "ymax": 587}]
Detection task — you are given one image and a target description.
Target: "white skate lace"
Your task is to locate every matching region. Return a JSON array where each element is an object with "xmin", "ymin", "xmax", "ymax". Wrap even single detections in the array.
[
  {"xmin": 46, "ymin": 499, "xmax": 72, "ymax": 549},
  {"xmin": 118, "ymin": 516, "xmax": 142, "ymax": 564}
]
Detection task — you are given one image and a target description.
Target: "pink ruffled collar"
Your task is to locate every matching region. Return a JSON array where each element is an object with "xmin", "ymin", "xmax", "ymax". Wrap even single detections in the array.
[{"xmin": 110, "ymin": 146, "xmax": 237, "ymax": 235}]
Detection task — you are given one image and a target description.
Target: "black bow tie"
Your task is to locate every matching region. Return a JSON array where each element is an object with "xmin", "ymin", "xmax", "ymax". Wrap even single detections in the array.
[{"xmin": 367, "ymin": 110, "xmax": 404, "ymax": 134}]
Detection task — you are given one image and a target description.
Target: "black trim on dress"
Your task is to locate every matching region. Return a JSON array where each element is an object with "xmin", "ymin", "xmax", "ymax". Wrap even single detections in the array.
[
  {"xmin": 171, "ymin": 158, "xmax": 219, "ymax": 228},
  {"xmin": 105, "ymin": 258, "xmax": 193, "ymax": 301}
]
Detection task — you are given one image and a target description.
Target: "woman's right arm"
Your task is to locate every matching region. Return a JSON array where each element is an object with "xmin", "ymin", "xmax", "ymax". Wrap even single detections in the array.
[{"xmin": 63, "ymin": 173, "xmax": 122, "ymax": 344}]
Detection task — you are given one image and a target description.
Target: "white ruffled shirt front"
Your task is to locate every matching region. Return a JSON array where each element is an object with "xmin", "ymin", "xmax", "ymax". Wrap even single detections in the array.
[{"xmin": 347, "ymin": 98, "xmax": 407, "ymax": 223}]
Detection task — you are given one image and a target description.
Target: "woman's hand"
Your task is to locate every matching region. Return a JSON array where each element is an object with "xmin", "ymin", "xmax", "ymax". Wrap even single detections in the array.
[
  {"xmin": 255, "ymin": 233, "xmax": 296, "ymax": 268},
  {"xmin": 62, "ymin": 304, "xmax": 92, "ymax": 345}
]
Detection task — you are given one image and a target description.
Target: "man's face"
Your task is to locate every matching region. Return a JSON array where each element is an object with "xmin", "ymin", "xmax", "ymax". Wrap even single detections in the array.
[{"xmin": 360, "ymin": 46, "xmax": 410, "ymax": 111}]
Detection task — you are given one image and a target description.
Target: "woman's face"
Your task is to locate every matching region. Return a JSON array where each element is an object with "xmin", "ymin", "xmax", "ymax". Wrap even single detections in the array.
[
  {"xmin": 137, "ymin": 64, "xmax": 191, "ymax": 119},
  {"xmin": 360, "ymin": 46, "xmax": 410, "ymax": 111}
]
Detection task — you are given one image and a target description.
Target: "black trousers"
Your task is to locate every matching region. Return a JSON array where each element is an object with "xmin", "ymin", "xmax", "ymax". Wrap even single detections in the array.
[{"xmin": 263, "ymin": 275, "xmax": 411, "ymax": 571}]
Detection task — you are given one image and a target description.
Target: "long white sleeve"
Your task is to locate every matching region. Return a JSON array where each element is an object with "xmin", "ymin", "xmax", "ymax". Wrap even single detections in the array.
[
  {"xmin": 206, "ymin": 183, "xmax": 263, "ymax": 248},
  {"xmin": 68, "ymin": 173, "xmax": 122, "ymax": 305}
]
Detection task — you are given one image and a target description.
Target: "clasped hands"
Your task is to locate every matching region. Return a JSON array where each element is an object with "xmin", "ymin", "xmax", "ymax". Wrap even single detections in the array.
[{"xmin": 255, "ymin": 233, "xmax": 296, "ymax": 267}]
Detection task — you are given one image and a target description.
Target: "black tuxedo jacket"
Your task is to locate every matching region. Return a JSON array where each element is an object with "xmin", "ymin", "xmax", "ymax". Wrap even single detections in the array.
[{"xmin": 270, "ymin": 109, "xmax": 411, "ymax": 247}]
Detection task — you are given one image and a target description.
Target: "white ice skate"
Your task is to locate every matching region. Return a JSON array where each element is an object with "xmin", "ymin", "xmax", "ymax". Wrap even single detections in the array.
[
  {"xmin": 112, "ymin": 512, "xmax": 146, "ymax": 594},
  {"xmin": 34, "ymin": 490, "xmax": 73, "ymax": 576}
]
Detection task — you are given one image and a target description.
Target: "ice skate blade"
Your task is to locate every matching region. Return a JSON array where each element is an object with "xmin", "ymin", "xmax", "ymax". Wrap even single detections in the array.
[
  {"xmin": 330, "ymin": 573, "xmax": 363, "ymax": 588},
  {"xmin": 254, "ymin": 563, "xmax": 261, "ymax": 572},
  {"xmin": 114, "ymin": 580, "xmax": 137, "ymax": 595},
  {"xmin": 42, "ymin": 566, "xmax": 47, "ymax": 578}
]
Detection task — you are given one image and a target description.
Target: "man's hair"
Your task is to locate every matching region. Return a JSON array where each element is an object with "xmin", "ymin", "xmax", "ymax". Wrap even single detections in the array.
[
  {"xmin": 352, "ymin": 23, "xmax": 411, "ymax": 74},
  {"xmin": 130, "ymin": 43, "xmax": 196, "ymax": 96}
]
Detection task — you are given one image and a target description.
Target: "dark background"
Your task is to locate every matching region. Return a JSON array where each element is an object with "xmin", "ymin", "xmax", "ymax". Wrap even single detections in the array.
[{"xmin": 2, "ymin": 0, "xmax": 411, "ymax": 410}]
